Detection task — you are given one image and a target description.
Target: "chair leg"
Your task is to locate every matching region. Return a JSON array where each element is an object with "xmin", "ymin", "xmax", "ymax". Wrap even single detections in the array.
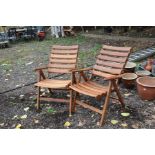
[
  {"xmin": 72, "ymin": 92, "xmax": 77, "ymax": 112},
  {"xmin": 36, "ymin": 87, "xmax": 41, "ymax": 110},
  {"xmin": 100, "ymin": 81, "xmax": 112, "ymax": 126},
  {"xmin": 112, "ymin": 80, "xmax": 125, "ymax": 109},
  {"xmin": 69, "ymin": 90, "xmax": 73, "ymax": 116}
]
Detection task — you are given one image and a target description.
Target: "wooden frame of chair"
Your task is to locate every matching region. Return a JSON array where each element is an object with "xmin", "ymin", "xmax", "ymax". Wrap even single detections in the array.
[
  {"xmin": 34, "ymin": 45, "xmax": 79, "ymax": 110},
  {"xmin": 69, "ymin": 45, "xmax": 132, "ymax": 126}
]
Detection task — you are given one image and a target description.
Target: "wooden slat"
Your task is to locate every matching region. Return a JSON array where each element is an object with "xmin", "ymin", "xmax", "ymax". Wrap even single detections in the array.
[
  {"xmin": 52, "ymin": 49, "xmax": 78, "ymax": 54},
  {"xmin": 40, "ymin": 97, "xmax": 69, "ymax": 103},
  {"xmin": 35, "ymin": 79, "xmax": 71, "ymax": 88},
  {"xmin": 84, "ymin": 81, "xmax": 108, "ymax": 91},
  {"xmin": 94, "ymin": 65, "xmax": 121, "ymax": 75},
  {"xmin": 96, "ymin": 59, "xmax": 124, "ymax": 69},
  {"xmin": 78, "ymin": 83, "xmax": 107, "ymax": 94},
  {"xmin": 48, "ymin": 68, "xmax": 71, "ymax": 73},
  {"xmin": 100, "ymin": 50, "xmax": 129, "ymax": 57},
  {"xmin": 48, "ymin": 63, "xmax": 76, "ymax": 69},
  {"xmin": 52, "ymin": 45, "xmax": 78, "ymax": 50},
  {"xmin": 50, "ymin": 59, "xmax": 76, "ymax": 64},
  {"xmin": 103, "ymin": 45, "xmax": 132, "ymax": 52},
  {"xmin": 70, "ymin": 85, "xmax": 100, "ymax": 97},
  {"xmin": 98, "ymin": 55, "xmax": 126, "ymax": 63},
  {"xmin": 51, "ymin": 54, "xmax": 77, "ymax": 59},
  {"xmin": 92, "ymin": 70, "xmax": 116, "ymax": 79},
  {"xmin": 76, "ymin": 100, "xmax": 102, "ymax": 114}
]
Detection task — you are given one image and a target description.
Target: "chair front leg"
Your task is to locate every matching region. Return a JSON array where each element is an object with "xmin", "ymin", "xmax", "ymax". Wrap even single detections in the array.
[{"xmin": 100, "ymin": 80, "xmax": 113, "ymax": 126}]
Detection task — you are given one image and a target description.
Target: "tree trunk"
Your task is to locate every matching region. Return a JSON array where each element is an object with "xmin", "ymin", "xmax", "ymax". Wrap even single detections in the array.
[{"xmin": 51, "ymin": 26, "xmax": 64, "ymax": 38}]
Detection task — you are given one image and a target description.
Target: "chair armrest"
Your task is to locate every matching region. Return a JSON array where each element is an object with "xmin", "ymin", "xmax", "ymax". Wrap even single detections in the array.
[
  {"xmin": 71, "ymin": 67, "xmax": 93, "ymax": 73},
  {"xmin": 105, "ymin": 74, "xmax": 125, "ymax": 80},
  {"xmin": 34, "ymin": 65, "xmax": 48, "ymax": 72}
]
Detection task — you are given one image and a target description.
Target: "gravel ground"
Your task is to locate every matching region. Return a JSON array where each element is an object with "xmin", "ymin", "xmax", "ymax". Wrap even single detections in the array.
[{"xmin": 0, "ymin": 35, "xmax": 155, "ymax": 129}]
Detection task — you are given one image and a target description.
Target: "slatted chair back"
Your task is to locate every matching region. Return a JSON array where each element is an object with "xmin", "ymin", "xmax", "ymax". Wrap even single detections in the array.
[
  {"xmin": 48, "ymin": 45, "xmax": 79, "ymax": 74},
  {"xmin": 92, "ymin": 45, "xmax": 132, "ymax": 78}
]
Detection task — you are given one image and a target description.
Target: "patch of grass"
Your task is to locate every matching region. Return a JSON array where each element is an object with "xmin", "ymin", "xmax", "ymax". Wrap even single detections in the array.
[
  {"xmin": 1, "ymin": 64, "xmax": 12, "ymax": 71},
  {"xmin": 0, "ymin": 59, "xmax": 13, "ymax": 65},
  {"xmin": 78, "ymin": 43, "xmax": 101, "ymax": 67},
  {"xmin": 45, "ymin": 35, "xmax": 87, "ymax": 45}
]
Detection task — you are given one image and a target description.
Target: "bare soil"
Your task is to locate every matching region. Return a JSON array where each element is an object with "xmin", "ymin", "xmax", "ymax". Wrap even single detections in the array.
[{"xmin": 0, "ymin": 34, "xmax": 155, "ymax": 129}]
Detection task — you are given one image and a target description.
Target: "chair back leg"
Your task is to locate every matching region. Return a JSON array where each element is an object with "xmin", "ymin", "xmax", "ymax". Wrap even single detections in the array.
[
  {"xmin": 112, "ymin": 80, "xmax": 125, "ymax": 109},
  {"xmin": 37, "ymin": 87, "xmax": 41, "ymax": 110},
  {"xmin": 69, "ymin": 90, "xmax": 73, "ymax": 116}
]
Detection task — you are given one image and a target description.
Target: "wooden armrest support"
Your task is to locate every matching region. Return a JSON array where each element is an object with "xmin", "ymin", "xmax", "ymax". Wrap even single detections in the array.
[
  {"xmin": 71, "ymin": 67, "xmax": 93, "ymax": 73},
  {"xmin": 34, "ymin": 65, "xmax": 48, "ymax": 72}
]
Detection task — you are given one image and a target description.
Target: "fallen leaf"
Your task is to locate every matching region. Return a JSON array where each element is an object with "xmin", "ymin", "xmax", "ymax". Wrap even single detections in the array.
[
  {"xmin": 131, "ymin": 124, "xmax": 139, "ymax": 129},
  {"xmin": 96, "ymin": 122, "xmax": 100, "ymax": 126},
  {"xmin": 19, "ymin": 95, "xmax": 25, "ymax": 100},
  {"xmin": 124, "ymin": 93, "xmax": 131, "ymax": 97},
  {"xmin": 0, "ymin": 123, "xmax": 4, "ymax": 127},
  {"xmin": 121, "ymin": 113, "xmax": 130, "ymax": 117},
  {"xmin": 40, "ymin": 92, "xmax": 46, "ymax": 97},
  {"xmin": 121, "ymin": 123, "xmax": 128, "ymax": 127},
  {"xmin": 64, "ymin": 121, "xmax": 71, "ymax": 127},
  {"xmin": 78, "ymin": 121, "xmax": 83, "ymax": 127},
  {"xmin": 91, "ymin": 114, "xmax": 94, "ymax": 118},
  {"xmin": 26, "ymin": 62, "xmax": 33, "ymax": 66},
  {"xmin": 67, "ymin": 94, "xmax": 70, "ymax": 97},
  {"xmin": 20, "ymin": 114, "xmax": 27, "ymax": 119},
  {"xmin": 40, "ymin": 88, "xmax": 45, "ymax": 92},
  {"xmin": 24, "ymin": 107, "xmax": 29, "ymax": 112},
  {"xmin": 111, "ymin": 120, "xmax": 119, "ymax": 125},
  {"xmin": 12, "ymin": 115, "xmax": 18, "ymax": 119},
  {"xmin": 152, "ymin": 115, "xmax": 155, "ymax": 119},
  {"xmin": 34, "ymin": 119, "xmax": 39, "ymax": 124},
  {"xmin": 15, "ymin": 124, "xmax": 22, "ymax": 129}
]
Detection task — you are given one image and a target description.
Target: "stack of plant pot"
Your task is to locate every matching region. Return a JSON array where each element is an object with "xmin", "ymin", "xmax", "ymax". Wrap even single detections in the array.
[
  {"xmin": 122, "ymin": 60, "xmax": 155, "ymax": 101},
  {"xmin": 136, "ymin": 58, "xmax": 155, "ymax": 100}
]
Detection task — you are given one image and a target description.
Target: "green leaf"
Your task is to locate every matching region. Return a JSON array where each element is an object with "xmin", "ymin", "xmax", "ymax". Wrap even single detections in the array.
[
  {"xmin": 47, "ymin": 108, "xmax": 56, "ymax": 113},
  {"xmin": 121, "ymin": 113, "xmax": 130, "ymax": 117},
  {"xmin": 111, "ymin": 120, "xmax": 118, "ymax": 125}
]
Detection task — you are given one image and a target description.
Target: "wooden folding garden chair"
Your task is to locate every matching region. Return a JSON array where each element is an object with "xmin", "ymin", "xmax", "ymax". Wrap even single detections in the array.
[
  {"xmin": 69, "ymin": 45, "xmax": 132, "ymax": 126},
  {"xmin": 34, "ymin": 45, "xmax": 79, "ymax": 110}
]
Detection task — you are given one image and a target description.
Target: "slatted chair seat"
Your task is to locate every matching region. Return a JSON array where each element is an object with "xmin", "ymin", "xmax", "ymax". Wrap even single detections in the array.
[
  {"xmin": 35, "ymin": 79, "xmax": 71, "ymax": 89},
  {"xmin": 70, "ymin": 81, "xmax": 107, "ymax": 98},
  {"xmin": 69, "ymin": 45, "xmax": 132, "ymax": 126},
  {"xmin": 34, "ymin": 45, "xmax": 79, "ymax": 110}
]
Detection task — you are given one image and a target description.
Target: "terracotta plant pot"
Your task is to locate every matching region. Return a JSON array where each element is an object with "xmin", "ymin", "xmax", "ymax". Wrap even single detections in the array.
[
  {"xmin": 122, "ymin": 73, "xmax": 138, "ymax": 89},
  {"xmin": 136, "ymin": 77, "xmax": 155, "ymax": 100},
  {"xmin": 124, "ymin": 62, "xmax": 137, "ymax": 73},
  {"xmin": 144, "ymin": 58, "xmax": 153, "ymax": 71},
  {"xmin": 135, "ymin": 70, "xmax": 151, "ymax": 77}
]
